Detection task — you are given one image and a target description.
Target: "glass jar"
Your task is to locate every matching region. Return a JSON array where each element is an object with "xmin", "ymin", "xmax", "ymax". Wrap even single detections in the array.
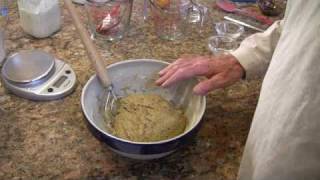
[
  {"xmin": 149, "ymin": 0, "xmax": 206, "ymax": 40},
  {"xmin": 17, "ymin": 0, "xmax": 61, "ymax": 38},
  {"xmin": 85, "ymin": 0, "xmax": 133, "ymax": 41}
]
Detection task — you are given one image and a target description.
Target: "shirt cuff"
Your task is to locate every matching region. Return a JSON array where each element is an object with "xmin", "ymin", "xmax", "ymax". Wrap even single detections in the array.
[{"xmin": 230, "ymin": 47, "xmax": 262, "ymax": 80}]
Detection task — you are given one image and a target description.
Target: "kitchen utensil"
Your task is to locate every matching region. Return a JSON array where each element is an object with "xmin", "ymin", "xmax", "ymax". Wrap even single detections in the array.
[
  {"xmin": 81, "ymin": 59, "xmax": 206, "ymax": 160},
  {"xmin": 208, "ymin": 35, "xmax": 237, "ymax": 55},
  {"xmin": 224, "ymin": 16, "xmax": 264, "ymax": 32},
  {"xmin": 216, "ymin": 0, "xmax": 274, "ymax": 25},
  {"xmin": 64, "ymin": 0, "xmax": 117, "ymax": 115},
  {"xmin": 1, "ymin": 50, "xmax": 76, "ymax": 100},
  {"xmin": 84, "ymin": 0, "xmax": 133, "ymax": 41},
  {"xmin": 215, "ymin": 20, "xmax": 244, "ymax": 39}
]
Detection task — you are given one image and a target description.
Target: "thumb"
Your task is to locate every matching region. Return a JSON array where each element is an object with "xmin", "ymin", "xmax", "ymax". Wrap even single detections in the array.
[{"xmin": 193, "ymin": 74, "xmax": 226, "ymax": 95}]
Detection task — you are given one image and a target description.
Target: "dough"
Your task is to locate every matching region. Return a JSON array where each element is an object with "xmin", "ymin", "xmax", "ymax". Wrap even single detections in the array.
[{"xmin": 112, "ymin": 93, "xmax": 187, "ymax": 142}]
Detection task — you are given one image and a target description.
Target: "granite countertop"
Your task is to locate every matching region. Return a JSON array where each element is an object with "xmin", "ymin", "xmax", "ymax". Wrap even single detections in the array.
[{"xmin": 0, "ymin": 1, "xmax": 283, "ymax": 179}]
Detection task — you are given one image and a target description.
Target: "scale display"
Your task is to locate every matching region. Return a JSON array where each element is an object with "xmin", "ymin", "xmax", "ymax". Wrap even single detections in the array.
[{"xmin": 53, "ymin": 75, "xmax": 68, "ymax": 88}]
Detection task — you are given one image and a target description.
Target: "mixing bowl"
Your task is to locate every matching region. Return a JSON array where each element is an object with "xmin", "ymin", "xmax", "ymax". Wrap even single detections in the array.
[{"xmin": 81, "ymin": 59, "xmax": 206, "ymax": 160}]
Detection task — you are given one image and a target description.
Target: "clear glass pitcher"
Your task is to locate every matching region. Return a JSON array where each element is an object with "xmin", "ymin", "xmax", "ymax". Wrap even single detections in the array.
[
  {"xmin": 85, "ymin": 0, "xmax": 133, "ymax": 41},
  {"xmin": 148, "ymin": 0, "xmax": 206, "ymax": 40}
]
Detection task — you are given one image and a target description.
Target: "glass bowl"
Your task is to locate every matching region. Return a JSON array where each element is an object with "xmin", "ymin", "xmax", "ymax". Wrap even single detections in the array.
[
  {"xmin": 208, "ymin": 35, "xmax": 237, "ymax": 55},
  {"xmin": 215, "ymin": 21, "xmax": 244, "ymax": 39}
]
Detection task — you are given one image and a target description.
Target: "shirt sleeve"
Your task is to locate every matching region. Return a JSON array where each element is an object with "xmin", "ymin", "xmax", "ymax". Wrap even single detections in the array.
[{"xmin": 230, "ymin": 20, "xmax": 283, "ymax": 79}]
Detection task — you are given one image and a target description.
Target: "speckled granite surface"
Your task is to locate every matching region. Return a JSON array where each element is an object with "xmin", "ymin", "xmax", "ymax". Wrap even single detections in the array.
[{"xmin": 0, "ymin": 1, "xmax": 283, "ymax": 179}]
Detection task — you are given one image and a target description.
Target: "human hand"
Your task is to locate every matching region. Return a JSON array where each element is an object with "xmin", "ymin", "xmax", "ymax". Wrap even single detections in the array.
[{"xmin": 156, "ymin": 54, "xmax": 245, "ymax": 95}]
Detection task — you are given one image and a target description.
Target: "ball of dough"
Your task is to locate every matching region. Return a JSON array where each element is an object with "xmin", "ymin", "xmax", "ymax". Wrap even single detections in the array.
[{"xmin": 112, "ymin": 93, "xmax": 187, "ymax": 142}]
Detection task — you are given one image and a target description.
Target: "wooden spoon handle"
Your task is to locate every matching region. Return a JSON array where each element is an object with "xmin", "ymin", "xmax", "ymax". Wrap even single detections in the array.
[{"xmin": 64, "ymin": 0, "xmax": 111, "ymax": 88}]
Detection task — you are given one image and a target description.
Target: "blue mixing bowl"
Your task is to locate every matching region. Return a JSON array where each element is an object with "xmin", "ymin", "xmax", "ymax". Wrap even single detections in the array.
[{"xmin": 81, "ymin": 59, "xmax": 206, "ymax": 160}]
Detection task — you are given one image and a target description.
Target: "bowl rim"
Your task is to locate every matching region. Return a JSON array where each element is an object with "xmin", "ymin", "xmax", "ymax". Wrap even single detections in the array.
[{"xmin": 81, "ymin": 59, "xmax": 206, "ymax": 145}]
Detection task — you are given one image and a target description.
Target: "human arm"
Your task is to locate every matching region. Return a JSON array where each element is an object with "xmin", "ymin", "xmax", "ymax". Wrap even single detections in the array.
[
  {"xmin": 231, "ymin": 20, "xmax": 283, "ymax": 79},
  {"xmin": 156, "ymin": 20, "xmax": 284, "ymax": 95},
  {"xmin": 156, "ymin": 54, "xmax": 244, "ymax": 95}
]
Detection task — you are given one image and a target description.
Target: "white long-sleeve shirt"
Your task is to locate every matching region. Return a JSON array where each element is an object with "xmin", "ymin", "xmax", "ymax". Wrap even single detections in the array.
[{"xmin": 230, "ymin": 1, "xmax": 320, "ymax": 180}]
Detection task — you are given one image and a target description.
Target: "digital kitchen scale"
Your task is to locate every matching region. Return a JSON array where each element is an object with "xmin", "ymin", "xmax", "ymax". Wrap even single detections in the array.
[{"xmin": 1, "ymin": 50, "xmax": 77, "ymax": 101}]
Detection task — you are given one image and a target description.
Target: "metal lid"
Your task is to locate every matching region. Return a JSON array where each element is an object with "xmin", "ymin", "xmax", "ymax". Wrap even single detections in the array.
[{"xmin": 1, "ymin": 50, "xmax": 55, "ymax": 84}]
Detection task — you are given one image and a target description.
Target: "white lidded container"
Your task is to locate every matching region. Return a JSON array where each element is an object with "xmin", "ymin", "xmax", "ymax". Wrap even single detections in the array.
[{"xmin": 17, "ymin": 0, "xmax": 61, "ymax": 38}]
